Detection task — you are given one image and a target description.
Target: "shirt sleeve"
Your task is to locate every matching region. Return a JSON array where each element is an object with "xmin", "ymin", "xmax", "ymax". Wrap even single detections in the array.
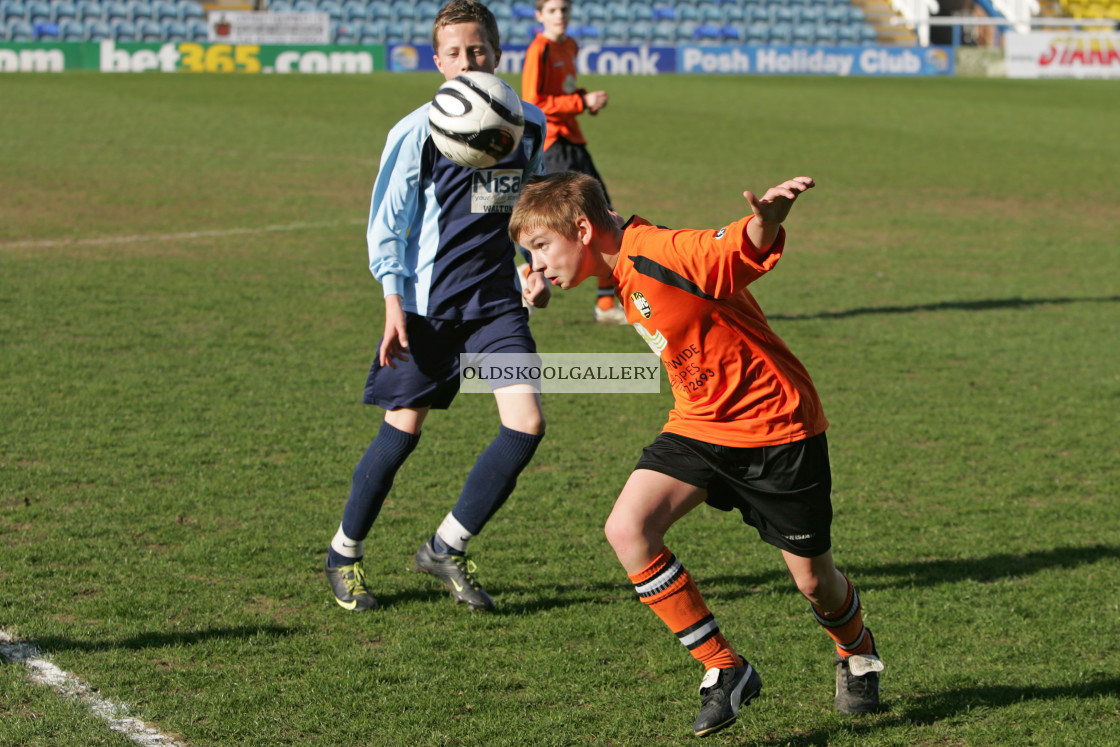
[
  {"xmin": 366, "ymin": 110, "xmax": 425, "ymax": 298},
  {"xmin": 647, "ymin": 216, "xmax": 787, "ymax": 301}
]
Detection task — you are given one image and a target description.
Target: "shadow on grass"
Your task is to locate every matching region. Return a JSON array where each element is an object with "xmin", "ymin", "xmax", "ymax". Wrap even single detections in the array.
[
  {"xmin": 768, "ymin": 294, "xmax": 1120, "ymax": 322},
  {"xmin": 22, "ymin": 625, "xmax": 298, "ymax": 655},
  {"xmin": 689, "ymin": 543, "xmax": 1120, "ymax": 600},
  {"xmin": 748, "ymin": 677, "xmax": 1120, "ymax": 747}
]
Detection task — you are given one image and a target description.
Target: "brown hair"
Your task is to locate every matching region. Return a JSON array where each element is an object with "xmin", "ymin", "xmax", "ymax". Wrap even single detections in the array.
[
  {"xmin": 535, "ymin": 0, "xmax": 570, "ymax": 11},
  {"xmin": 509, "ymin": 172, "xmax": 614, "ymax": 244},
  {"xmin": 432, "ymin": 0, "xmax": 501, "ymax": 51}
]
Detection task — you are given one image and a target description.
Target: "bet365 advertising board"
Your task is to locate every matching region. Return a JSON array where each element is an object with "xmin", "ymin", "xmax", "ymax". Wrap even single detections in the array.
[{"xmin": 0, "ymin": 40, "xmax": 952, "ymax": 76}]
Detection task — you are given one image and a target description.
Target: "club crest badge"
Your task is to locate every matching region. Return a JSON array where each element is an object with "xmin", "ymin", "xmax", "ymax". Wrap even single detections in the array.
[
  {"xmin": 630, "ymin": 291, "xmax": 652, "ymax": 319},
  {"xmin": 714, "ymin": 227, "xmax": 726, "ymax": 239}
]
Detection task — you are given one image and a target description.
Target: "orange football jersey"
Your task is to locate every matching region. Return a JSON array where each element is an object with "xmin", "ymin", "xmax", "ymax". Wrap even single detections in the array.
[
  {"xmin": 522, "ymin": 33, "xmax": 587, "ymax": 150},
  {"xmin": 613, "ymin": 215, "xmax": 828, "ymax": 448}
]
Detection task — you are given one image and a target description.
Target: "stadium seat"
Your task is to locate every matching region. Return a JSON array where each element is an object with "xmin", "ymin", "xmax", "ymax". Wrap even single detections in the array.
[
  {"xmin": 186, "ymin": 16, "xmax": 206, "ymax": 40},
  {"xmin": 319, "ymin": 0, "xmax": 342, "ymax": 22},
  {"xmin": 847, "ymin": 5, "xmax": 866, "ymax": 22},
  {"xmin": 154, "ymin": 0, "xmax": 178, "ymax": 21},
  {"xmin": 859, "ymin": 23, "xmax": 877, "ymax": 44},
  {"xmin": 583, "ymin": 3, "xmax": 606, "ymax": 22},
  {"xmin": 267, "ymin": 0, "xmax": 292, "ymax": 9},
  {"xmin": 650, "ymin": 19, "xmax": 674, "ymax": 42},
  {"xmin": 814, "ymin": 23, "xmax": 838, "ymax": 45},
  {"xmin": 357, "ymin": 19, "xmax": 385, "ymax": 43},
  {"xmin": 719, "ymin": 23, "xmax": 741, "ymax": 41},
  {"xmin": 674, "ymin": 19, "xmax": 697, "ymax": 41},
  {"xmin": 293, "ymin": 0, "xmax": 316, "ymax": 13},
  {"xmin": 792, "ymin": 21, "xmax": 814, "ymax": 44},
  {"xmin": 384, "ymin": 19, "xmax": 409, "ymax": 42},
  {"xmin": 57, "ymin": 16, "xmax": 82, "ymax": 37},
  {"xmin": 511, "ymin": 2, "xmax": 534, "ymax": 20},
  {"xmin": 490, "ymin": 3, "xmax": 511, "ymax": 21},
  {"xmin": 602, "ymin": 19, "xmax": 627, "ymax": 43},
  {"xmin": 747, "ymin": 4, "xmax": 768, "ymax": 23},
  {"xmin": 136, "ymin": 17, "xmax": 160, "ymax": 38},
  {"xmin": 76, "ymin": 0, "xmax": 100, "ymax": 19},
  {"xmin": 130, "ymin": 0, "xmax": 153, "ymax": 22},
  {"xmin": 84, "ymin": 17, "xmax": 110, "ymax": 38},
  {"xmin": 368, "ymin": 0, "xmax": 391, "ymax": 21},
  {"xmin": 607, "ymin": 2, "xmax": 628, "ymax": 22},
  {"xmin": 630, "ymin": 1, "xmax": 653, "ymax": 21},
  {"xmin": 676, "ymin": 4, "xmax": 699, "ymax": 21},
  {"xmin": 110, "ymin": 18, "xmax": 135, "ymax": 39},
  {"xmin": 629, "ymin": 18, "xmax": 653, "ymax": 42},
  {"xmin": 768, "ymin": 5, "xmax": 794, "ymax": 23},
  {"xmin": 769, "ymin": 21, "xmax": 792, "ymax": 44},
  {"xmin": 7, "ymin": 17, "xmax": 33, "ymax": 38},
  {"xmin": 745, "ymin": 21, "xmax": 768, "ymax": 44},
  {"xmin": 51, "ymin": 1, "xmax": 77, "ymax": 23},
  {"xmin": 0, "ymin": 0, "xmax": 23, "ymax": 24},
  {"xmin": 160, "ymin": 17, "xmax": 185, "ymax": 38},
  {"xmin": 25, "ymin": 0, "xmax": 49, "ymax": 24},
  {"xmin": 697, "ymin": 2, "xmax": 721, "ymax": 23},
  {"xmin": 836, "ymin": 22, "xmax": 858, "ymax": 44},
  {"xmin": 340, "ymin": 0, "xmax": 362, "ymax": 21},
  {"xmin": 576, "ymin": 21, "xmax": 599, "ymax": 37},
  {"xmin": 692, "ymin": 22, "xmax": 721, "ymax": 43},
  {"xmin": 652, "ymin": 4, "xmax": 675, "ymax": 20},
  {"xmin": 722, "ymin": 4, "xmax": 745, "ymax": 23},
  {"xmin": 797, "ymin": 5, "xmax": 823, "ymax": 24},
  {"xmin": 415, "ymin": 0, "xmax": 440, "ymax": 23}
]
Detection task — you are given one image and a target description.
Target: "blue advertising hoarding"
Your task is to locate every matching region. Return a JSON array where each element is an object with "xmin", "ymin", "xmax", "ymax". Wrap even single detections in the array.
[{"xmin": 387, "ymin": 42, "xmax": 954, "ymax": 77}]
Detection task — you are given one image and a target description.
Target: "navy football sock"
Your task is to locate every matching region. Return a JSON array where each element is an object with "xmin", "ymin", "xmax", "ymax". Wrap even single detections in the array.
[
  {"xmin": 450, "ymin": 426, "xmax": 543, "ymax": 534},
  {"xmin": 337, "ymin": 421, "xmax": 421, "ymax": 547}
]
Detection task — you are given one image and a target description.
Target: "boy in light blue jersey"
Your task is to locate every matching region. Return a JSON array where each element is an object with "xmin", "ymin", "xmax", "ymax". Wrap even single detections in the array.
[{"xmin": 324, "ymin": 0, "xmax": 550, "ymax": 613}]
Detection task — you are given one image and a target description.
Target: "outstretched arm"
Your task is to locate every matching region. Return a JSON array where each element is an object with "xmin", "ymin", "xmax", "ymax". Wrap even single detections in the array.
[{"xmin": 744, "ymin": 176, "xmax": 815, "ymax": 254}]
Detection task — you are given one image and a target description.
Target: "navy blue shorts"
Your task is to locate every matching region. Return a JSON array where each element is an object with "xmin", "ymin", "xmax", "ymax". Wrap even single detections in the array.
[
  {"xmin": 362, "ymin": 308, "xmax": 536, "ymax": 410},
  {"xmin": 634, "ymin": 432, "xmax": 833, "ymax": 558}
]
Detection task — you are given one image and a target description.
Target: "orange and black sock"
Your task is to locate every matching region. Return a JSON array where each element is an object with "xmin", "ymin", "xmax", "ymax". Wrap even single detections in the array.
[
  {"xmin": 628, "ymin": 547, "xmax": 741, "ymax": 671},
  {"xmin": 811, "ymin": 575, "xmax": 875, "ymax": 657},
  {"xmin": 596, "ymin": 279, "xmax": 615, "ymax": 310}
]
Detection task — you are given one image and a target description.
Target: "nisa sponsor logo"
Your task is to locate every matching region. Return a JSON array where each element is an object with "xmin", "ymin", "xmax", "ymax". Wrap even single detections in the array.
[{"xmin": 472, "ymin": 169, "xmax": 523, "ymax": 195}]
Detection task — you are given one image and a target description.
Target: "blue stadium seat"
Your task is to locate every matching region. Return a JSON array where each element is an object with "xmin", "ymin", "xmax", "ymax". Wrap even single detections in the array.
[
  {"xmin": 511, "ymin": 2, "xmax": 534, "ymax": 20},
  {"xmin": 692, "ymin": 22, "xmax": 721, "ymax": 43},
  {"xmin": 720, "ymin": 23, "xmax": 741, "ymax": 41},
  {"xmin": 577, "ymin": 22, "xmax": 599, "ymax": 38},
  {"xmin": 84, "ymin": 17, "xmax": 111, "ymax": 38},
  {"xmin": 652, "ymin": 4, "xmax": 675, "ymax": 21},
  {"xmin": 110, "ymin": 18, "xmax": 136, "ymax": 39},
  {"xmin": 57, "ymin": 17, "xmax": 83, "ymax": 37},
  {"xmin": 161, "ymin": 17, "xmax": 185, "ymax": 38}
]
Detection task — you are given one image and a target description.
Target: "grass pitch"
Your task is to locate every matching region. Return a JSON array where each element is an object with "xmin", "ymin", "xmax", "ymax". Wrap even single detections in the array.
[{"xmin": 1, "ymin": 71, "xmax": 1119, "ymax": 746}]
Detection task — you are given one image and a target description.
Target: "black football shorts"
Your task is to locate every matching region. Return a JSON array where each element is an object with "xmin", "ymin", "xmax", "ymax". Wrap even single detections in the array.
[{"xmin": 634, "ymin": 431, "xmax": 833, "ymax": 558}]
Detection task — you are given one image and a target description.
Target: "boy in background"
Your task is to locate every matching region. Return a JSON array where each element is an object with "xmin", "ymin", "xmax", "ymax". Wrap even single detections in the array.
[
  {"xmin": 508, "ymin": 172, "xmax": 884, "ymax": 736},
  {"xmin": 324, "ymin": 0, "xmax": 549, "ymax": 614},
  {"xmin": 521, "ymin": 0, "xmax": 625, "ymax": 324}
]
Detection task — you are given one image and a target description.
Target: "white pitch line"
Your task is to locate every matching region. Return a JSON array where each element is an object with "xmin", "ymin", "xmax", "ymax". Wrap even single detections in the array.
[
  {"xmin": 0, "ymin": 219, "xmax": 365, "ymax": 250},
  {"xmin": 0, "ymin": 629, "xmax": 185, "ymax": 747}
]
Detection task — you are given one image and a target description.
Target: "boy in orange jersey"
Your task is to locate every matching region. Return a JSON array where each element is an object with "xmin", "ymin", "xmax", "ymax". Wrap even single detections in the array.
[
  {"xmin": 521, "ymin": 0, "xmax": 625, "ymax": 325},
  {"xmin": 509, "ymin": 172, "xmax": 884, "ymax": 737}
]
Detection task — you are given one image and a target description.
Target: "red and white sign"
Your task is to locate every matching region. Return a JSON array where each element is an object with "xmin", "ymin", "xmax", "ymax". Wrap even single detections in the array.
[
  {"xmin": 1005, "ymin": 31, "xmax": 1120, "ymax": 79},
  {"xmin": 208, "ymin": 11, "xmax": 330, "ymax": 45}
]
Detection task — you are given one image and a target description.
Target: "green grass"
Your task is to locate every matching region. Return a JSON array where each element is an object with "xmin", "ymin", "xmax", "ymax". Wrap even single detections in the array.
[{"xmin": 2, "ymin": 72, "xmax": 1119, "ymax": 746}]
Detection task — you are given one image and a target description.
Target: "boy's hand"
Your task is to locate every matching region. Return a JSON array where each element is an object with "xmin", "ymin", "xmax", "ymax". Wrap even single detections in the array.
[
  {"xmin": 379, "ymin": 295, "xmax": 410, "ymax": 368},
  {"xmin": 744, "ymin": 176, "xmax": 815, "ymax": 226},
  {"xmin": 523, "ymin": 268, "xmax": 552, "ymax": 309}
]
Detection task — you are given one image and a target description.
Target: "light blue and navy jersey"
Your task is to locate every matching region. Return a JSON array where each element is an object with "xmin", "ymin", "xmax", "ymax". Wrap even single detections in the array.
[{"xmin": 367, "ymin": 99, "xmax": 546, "ymax": 321}]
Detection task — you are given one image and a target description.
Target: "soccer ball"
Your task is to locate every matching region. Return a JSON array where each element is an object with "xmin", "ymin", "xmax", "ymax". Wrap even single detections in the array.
[{"xmin": 428, "ymin": 71, "xmax": 525, "ymax": 169}]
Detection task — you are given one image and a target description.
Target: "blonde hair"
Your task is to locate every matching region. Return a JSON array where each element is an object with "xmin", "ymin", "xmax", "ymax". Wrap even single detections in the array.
[
  {"xmin": 433, "ymin": 0, "xmax": 501, "ymax": 51},
  {"xmin": 509, "ymin": 172, "xmax": 614, "ymax": 244}
]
